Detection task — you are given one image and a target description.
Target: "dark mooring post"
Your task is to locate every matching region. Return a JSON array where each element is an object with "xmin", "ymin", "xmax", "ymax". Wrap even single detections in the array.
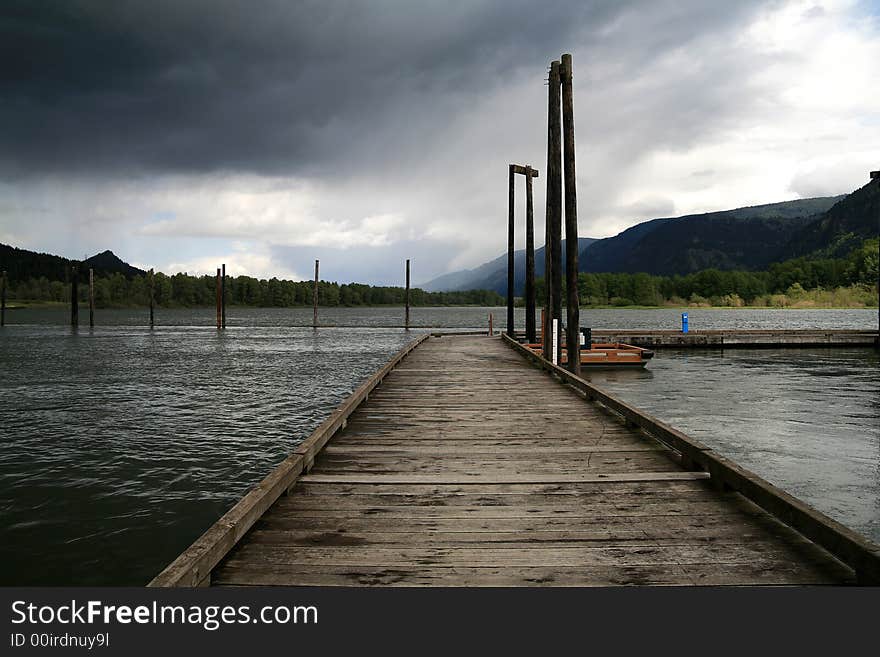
[
  {"xmin": 313, "ymin": 259, "xmax": 319, "ymax": 328},
  {"xmin": 149, "ymin": 268, "xmax": 155, "ymax": 329},
  {"xmin": 221, "ymin": 263, "xmax": 227, "ymax": 329},
  {"xmin": 561, "ymin": 53, "xmax": 580, "ymax": 374},
  {"xmin": 507, "ymin": 164, "xmax": 515, "ymax": 336},
  {"xmin": 547, "ymin": 60, "xmax": 563, "ymax": 364},
  {"xmin": 524, "ymin": 168, "xmax": 537, "ymax": 343},
  {"xmin": 88, "ymin": 268, "xmax": 95, "ymax": 328},
  {"xmin": 216, "ymin": 267, "xmax": 222, "ymax": 330},
  {"xmin": 70, "ymin": 264, "xmax": 79, "ymax": 328},
  {"xmin": 1, "ymin": 270, "xmax": 6, "ymax": 327},
  {"xmin": 405, "ymin": 259, "xmax": 411, "ymax": 330}
]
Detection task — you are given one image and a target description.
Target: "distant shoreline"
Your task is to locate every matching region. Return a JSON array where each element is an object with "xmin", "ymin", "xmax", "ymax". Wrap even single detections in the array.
[{"xmin": 5, "ymin": 300, "xmax": 877, "ymax": 311}]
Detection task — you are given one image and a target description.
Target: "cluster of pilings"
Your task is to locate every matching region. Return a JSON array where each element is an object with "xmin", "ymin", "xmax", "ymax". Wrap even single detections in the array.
[
  {"xmin": 506, "ymin": 53, "xmax": 581, "ymax": 374},
  {"xmin": 26, "ymin": 258, "xmax": 414, "ymax": 331}
]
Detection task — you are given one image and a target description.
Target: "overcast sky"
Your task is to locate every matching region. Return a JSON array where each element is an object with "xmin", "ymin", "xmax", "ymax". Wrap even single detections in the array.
[{"xmin": 1, "ymin": 0, "xmax": 878, "ymax": 284}]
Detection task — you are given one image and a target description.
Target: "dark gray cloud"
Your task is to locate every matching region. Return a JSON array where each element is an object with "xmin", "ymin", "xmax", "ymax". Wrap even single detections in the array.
[
  {"xmin": 4, "ymin": 0, "xmax": 873, "ymax": 284},
  {"xmin": 1, "ymin": 0, "xmax": 763, "ymax": 179}
]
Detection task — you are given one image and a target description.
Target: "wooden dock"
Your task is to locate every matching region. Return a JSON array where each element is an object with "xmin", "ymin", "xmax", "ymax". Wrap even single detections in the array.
[
  {"xmin": 589, "ymin": 329, "xmax": 878, "ymax": 348},
  {"xmin": 151, "ymin": 334, "xmax": 880, "ymax": 587}
]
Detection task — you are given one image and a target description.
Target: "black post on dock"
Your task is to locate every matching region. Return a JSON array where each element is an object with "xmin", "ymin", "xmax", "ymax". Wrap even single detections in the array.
[
  {"xmin": 1, "ymin": 270, "xmax": 6, "ymax": 327},
  {"xmin": 216, "ymin": 267, "xmax": 222, "ymax": 330},
  {"xmin": 70, "ymin": 263, "xmax": 79, "ymax": 328},
  {"xmin": 524, "ymin": 166, "xmax": 537, "ymax": 344},
  {"xmin": 561, "ymin": 53, "xmax": 580, "ymax": 374},
  {"xmin": 149, "ymin": 268, "xmax": 155, "ymax": 329},
  {"xmin": 88, "ymin": 268, "xmax": 95, "ymax": 328},
  {"xmin": 313, "ymin": 259, "xmax": 319, "ymax": 328},
  {"xmin": 507, "ymin": 164, "xmax": 515, "ymax": 335},
  {"xmin": 405, "ymin": 259, "xmax": 411, "ymax": 330},
  {"xmin": 546, "ymin": 60, "xmax": 563, "ymax": 364},
  {"xmin": 221, "ymin": 264, "xmax": 227, "ymax": 329}
]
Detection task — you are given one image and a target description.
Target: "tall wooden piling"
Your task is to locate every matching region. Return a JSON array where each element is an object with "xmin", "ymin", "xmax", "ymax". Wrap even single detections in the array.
[
  {"xmin": 88, "ymin": 268, "xmax": 95, "ymax": 328},
  {"xmin": 507, "ymin": 164, "xmax": 515, "ymax": 335},
  {"xmin": 546, "ymin": 60, "xmax": 563, "ymax": 363},
  {"xmin": 216, "ymin": 268, "xmax": 222, "ymax": 330},
  {"xmin": 149, "ymin": 268, "xmax": 155, "ymax": 329},
  {"xmin": 1, "ymin": 270, "xmax": 6, "ymax": 327},
  {"xmin": 405, "ymin": 259, "xmax": 411, "ymax": 330},
  {"xmin": 313, "ymin": 260, "xmax": 319, "ymax": 328},
  {"xmin": 70, "ymin": 264, "xmax": 79, "ymax": 328},
  {"xmin": 525, "ymin": 168, "xmax": 536, "ymax": 343},
  {"xmin": 221, "ymin": 264, "xmax": 227, "ymax": 329},
  {"xmin": 561, "ymin": 53, "xmax": 580, "ymax": 374}
]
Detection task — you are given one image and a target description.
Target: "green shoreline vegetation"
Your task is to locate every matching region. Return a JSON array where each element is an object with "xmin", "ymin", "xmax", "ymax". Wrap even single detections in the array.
[{"xmin": 3, "ymin": 238, "xmax": 877, "ymax": 311}]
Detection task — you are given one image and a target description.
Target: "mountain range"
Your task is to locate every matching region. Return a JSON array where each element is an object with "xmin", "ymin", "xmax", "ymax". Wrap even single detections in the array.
[
  {"xmin": 422, "ymin": 177, "xmax": 878, "ymax": 294},
  {"xmin": 0, "ymin": 245, "xmax": 146, "ymax": 281}
]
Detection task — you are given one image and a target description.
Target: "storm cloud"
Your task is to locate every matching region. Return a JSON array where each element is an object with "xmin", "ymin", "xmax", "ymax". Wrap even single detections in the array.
[{"xmin": 1, "ymin": 0, "xmax": 878, "ymax": 283}]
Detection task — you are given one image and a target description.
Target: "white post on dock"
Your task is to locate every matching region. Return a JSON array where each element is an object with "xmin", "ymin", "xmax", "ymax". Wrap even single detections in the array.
[{"xmin": 552, "ymin": 318, "xmax": 559, "ymax": 365}]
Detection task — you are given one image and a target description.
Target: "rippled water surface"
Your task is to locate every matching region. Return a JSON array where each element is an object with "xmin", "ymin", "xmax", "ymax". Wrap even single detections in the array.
[{"xmin": 0, "ymin": 306, "xmax": 878, "ymax": 584}]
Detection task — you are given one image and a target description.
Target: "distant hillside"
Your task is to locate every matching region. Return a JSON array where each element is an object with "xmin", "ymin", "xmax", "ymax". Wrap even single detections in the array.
[
  {"xmin": 423, "ymin": 193, "xmax": 865, "ymax": 293},
  {"xmin": 0, "ymin": 244, "xmax": 145, "ymax": 281},
  {"xmin": 781, "ymin": 177, "xmax": 879, "ymax": 259},
  {"xmin": 83, "ymin": 250, "xmax": 146, "ymax": 278},
  {"xmin": 581, "ymin": 196, "xmax": 843, "ymax": 276},
  {"xmin": 421, "ymin": 238, "xmax": 597, "ymax": 294}
]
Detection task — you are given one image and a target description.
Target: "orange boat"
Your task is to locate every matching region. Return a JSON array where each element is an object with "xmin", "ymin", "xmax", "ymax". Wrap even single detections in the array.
[
  {"xmin": 522, "ymin": 317, "xmax": 654, "ymax": 368},
  {"xmin": 522, "ymin": 340, "xmax": 653, "ymax": 368}
]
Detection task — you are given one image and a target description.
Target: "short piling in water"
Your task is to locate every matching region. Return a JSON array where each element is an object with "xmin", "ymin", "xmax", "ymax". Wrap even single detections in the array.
[
  {"xmin": 488, "ymin": 312, "xmax": 494, "ymax": 336},
  {"xmin": 70, "ymin": 264, "xmax": 79, "ymax": 328},
  {"xmin": 149, "ymin": 268, "xmax": 155, "ymax": 329},
  {"xmin": 561, "ymin": 53, "xmax": 580, "ymax": 374},
  {"xmin": 1, "ymin": 270, "xmax": 6, "ymax": 327},
  {"xmin": 221, "ymin": 264, "xmax": 227, "ymax": 330},
  {"xmin": 313, "ymin": 259, "xmax": 319, "ymax": 328},
  {"xmin": 216, "ymin": 268, "xmax": 222, "ymax": 330},
  {"xmin": 405, "ymin": 259, "xmax": 411, "ymax": 330},
  {"xmin": 88, "ymin": 268, "xmax": 95, "ymax": 328}
]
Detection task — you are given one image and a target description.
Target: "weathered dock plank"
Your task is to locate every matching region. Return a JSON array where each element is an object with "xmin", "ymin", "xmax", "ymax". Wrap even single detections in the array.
[{"xmin": 199, "ymin": 335, "xmax": 874, "ymax": 587}]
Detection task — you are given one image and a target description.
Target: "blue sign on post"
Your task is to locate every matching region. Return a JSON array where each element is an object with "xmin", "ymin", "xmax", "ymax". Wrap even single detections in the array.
[{"xmin": 681, "ymin": 312, "xmax": 689, "ymax": 333}]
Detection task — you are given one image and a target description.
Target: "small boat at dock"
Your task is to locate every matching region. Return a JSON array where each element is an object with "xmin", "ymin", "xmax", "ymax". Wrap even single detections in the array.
[{"xmin": 521, "ymin": 339, "xmax": 654, "ymax": 368}]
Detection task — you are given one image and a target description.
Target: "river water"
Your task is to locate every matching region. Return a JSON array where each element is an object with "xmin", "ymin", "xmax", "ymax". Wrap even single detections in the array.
[{"xmin": 0, "ymin": 306, "xmax": 877, "ymax": 584}]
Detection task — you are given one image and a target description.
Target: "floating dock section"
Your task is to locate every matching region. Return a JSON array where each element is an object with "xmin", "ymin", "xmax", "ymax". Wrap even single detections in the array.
[
  {"xmin": 150, "ymin": 334, "xmax": 879, "ymax": 587},
  {"xmin": 590, "ymin": 329, "xmax": 878, "ymax": 348}
]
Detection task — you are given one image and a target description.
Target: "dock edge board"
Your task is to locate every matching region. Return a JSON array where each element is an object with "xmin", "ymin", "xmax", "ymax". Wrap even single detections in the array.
[{"xmin": 148, "ymin": 333, "xmax": 431, "ymax": 587}]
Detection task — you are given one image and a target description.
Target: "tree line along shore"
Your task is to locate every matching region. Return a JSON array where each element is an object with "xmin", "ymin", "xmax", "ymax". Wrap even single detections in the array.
[{"xmin": 3, "ymin": 238, "xmax": 877, "ymax": 310}]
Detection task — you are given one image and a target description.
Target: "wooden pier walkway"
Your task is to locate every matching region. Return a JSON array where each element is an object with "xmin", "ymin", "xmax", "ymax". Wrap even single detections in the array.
[{"xmin": 151, "ymin": 334, "xmax": 879, "ymax": 587}]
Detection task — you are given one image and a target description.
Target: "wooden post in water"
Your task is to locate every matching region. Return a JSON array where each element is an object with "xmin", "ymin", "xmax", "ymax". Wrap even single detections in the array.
[
  {"xmin": 546, "ymin": 60, "xmax": 563, "ymax": 364},
  {"xmin": 216, "ymin": 268, "xmax": 222, "ymax": 330},
  {"xmin": 149, "ymin": 268, "xmax": 155, "ymax": 329},
  {"xmin": 1, "ymin": 270, "xmax": 6, "ymax": 327},
  {"xmin": 561, "ymin": 53, "xmax": 580, "ymax": 374},
  {"xmin": 405, "ymin": 259, "xmax": 411, "ymax": 330},
  {"xmin": 488, "ymin": 312, "xmax": 493, "ymax": 336},
  {"xmin": 88, "ymin": 268, "xmax": 95, "ymax": 328},
  {"xmin": 221, "ymin": 264, "xmax": 227, "ymax": 329},
  {"xmin": 524, "ymin": 166, "xmax": 537, "ymax": 344},
  {"xmin": 313, "ymin": 259, "xmax": 319, "ymax": 328},
  {"xmin": 507, "ymin": 164, "xmax": 515, "ymax": 336},
  {"xmin": 70, "ymin": 264, "xmax": 79, "ymax": 328}
]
